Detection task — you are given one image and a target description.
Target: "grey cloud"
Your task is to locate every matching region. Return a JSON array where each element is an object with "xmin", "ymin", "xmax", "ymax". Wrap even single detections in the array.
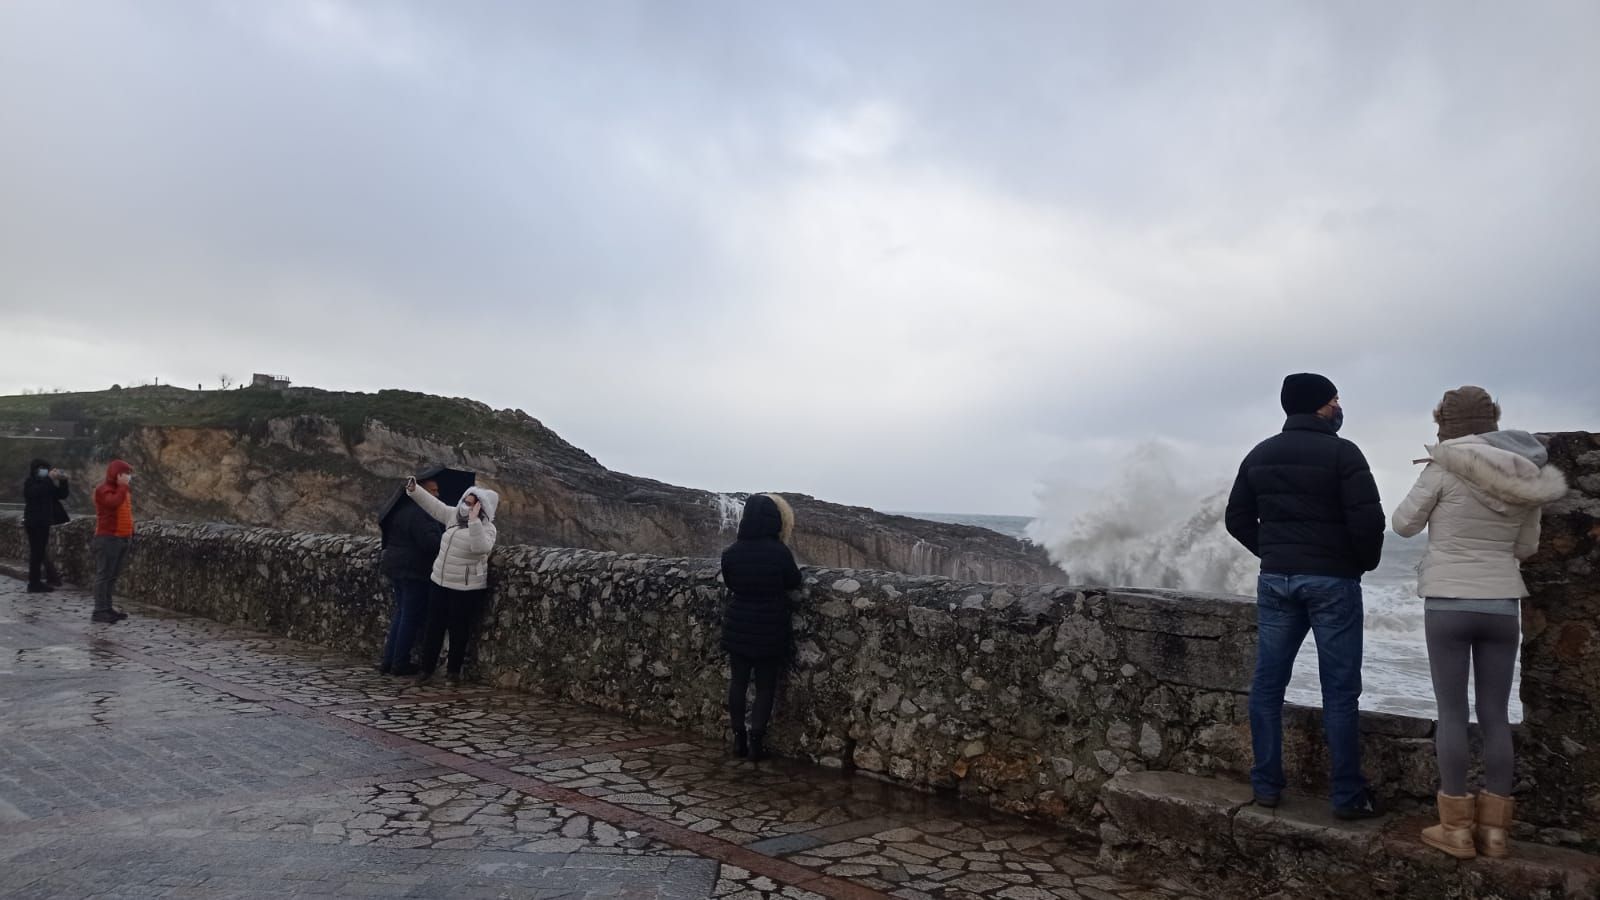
[{"xmin": 0, "ymin": 1, "xmax": 1595, "ymax": 516}]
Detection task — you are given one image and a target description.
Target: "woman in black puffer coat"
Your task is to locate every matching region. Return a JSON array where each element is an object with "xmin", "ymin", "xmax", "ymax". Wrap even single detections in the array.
[{"xmin": 720, "ymin": 493, "xmax": 802, "ymax": 761}]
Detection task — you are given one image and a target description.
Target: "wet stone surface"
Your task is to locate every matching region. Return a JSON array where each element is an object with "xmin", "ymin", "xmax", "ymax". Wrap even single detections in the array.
[{"xmin": 0, "ymin": 573, "xmax": 1200, "ymax": 899}]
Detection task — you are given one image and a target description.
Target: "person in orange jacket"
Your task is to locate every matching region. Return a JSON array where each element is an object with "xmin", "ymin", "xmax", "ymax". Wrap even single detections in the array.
[{"xmin": 90, "ymin": 459, "xmax": 135, "ymax": 623}]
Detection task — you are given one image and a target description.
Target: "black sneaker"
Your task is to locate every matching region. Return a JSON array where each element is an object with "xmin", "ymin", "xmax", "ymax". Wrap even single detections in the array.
[
  {"xmin": 26, "ymin": 583, "xmax": 54, "ymax": 593},
  {"xmin": 1253, "ymin": 793, "xmax": 1280, "ymax": 809},
  {"xmin": 110, "ymin": 609, "xmax": 129, "ymax": 622},
  {"xmin": 391, "ymin": 663, "xmax": 419, "ymax": 677},
  {"xmin": 1334, "ymin": 789, "xmax": 1383, "ymax": 820},
  {"xmin": 90, "ymin": 610, "xmax": 119, "ymax": 624},
  {"xmin": 377, "ymin": 663, "xmax": 392, "ymax": 675}
]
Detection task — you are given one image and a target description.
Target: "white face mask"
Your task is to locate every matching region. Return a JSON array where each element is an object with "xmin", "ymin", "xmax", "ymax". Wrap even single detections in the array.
[{"xmin": 36, "ymin": 468, "xmax": 49, "ymax": 478}]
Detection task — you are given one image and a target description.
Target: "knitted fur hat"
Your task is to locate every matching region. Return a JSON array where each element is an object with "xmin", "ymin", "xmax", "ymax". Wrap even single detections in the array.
[{"xmin": 1435, "ymin": 386, "xmax": 1501, "ymax": 441}]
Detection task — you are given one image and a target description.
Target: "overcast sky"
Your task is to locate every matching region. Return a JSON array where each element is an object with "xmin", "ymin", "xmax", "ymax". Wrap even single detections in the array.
[{"xmin": 1, "ymin": 1, "xmax": 1596, "ymax": 517}]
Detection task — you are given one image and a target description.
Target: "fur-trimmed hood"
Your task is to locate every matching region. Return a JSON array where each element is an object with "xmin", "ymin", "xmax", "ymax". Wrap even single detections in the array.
[
  {"xmin": 1426, "ymin": 431, "xmax": 1567, "ymax": 512},
  {"xmin": 737, "ymin": 493, "xmax": 794, "ymax": 545},
  {"xmin": 459, "ymin": 486, "xmax": 499, "ymax": 522}
]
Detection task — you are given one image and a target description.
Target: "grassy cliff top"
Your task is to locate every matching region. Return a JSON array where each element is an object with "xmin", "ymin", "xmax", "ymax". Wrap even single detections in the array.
[{"xmin": 0, "ymin": 386, "xmax": 599, "ymax": 466}]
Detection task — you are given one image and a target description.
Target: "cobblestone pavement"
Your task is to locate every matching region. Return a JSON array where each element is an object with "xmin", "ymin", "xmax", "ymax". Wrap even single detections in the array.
[{"xmin": 0, "ymin": 573, "xmax": 1204, "ymax": 899}]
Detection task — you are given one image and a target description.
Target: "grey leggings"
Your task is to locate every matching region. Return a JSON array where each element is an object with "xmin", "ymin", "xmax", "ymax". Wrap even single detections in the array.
[{"xmin": 1425, "ymin": 608, "xmax": 1519, "ymax": 796}]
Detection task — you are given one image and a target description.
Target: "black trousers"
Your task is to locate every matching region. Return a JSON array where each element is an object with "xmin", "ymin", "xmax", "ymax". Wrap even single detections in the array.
[
  {"xmin": 728, "ymin": 654, "xmax": 780, "ymax": 735},
  {"xmin": 417, "ymin": 583, "xmax": 486, "ymax": 675},
  {"xmin": 25, "ymin": 524, "xmax": 59, "ymax": 586}
]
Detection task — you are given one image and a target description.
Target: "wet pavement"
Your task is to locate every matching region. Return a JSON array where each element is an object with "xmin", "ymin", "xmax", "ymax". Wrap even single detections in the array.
[{"xmin": 0, "ymin": 571, "xmax": 1203, "ymax": 899}]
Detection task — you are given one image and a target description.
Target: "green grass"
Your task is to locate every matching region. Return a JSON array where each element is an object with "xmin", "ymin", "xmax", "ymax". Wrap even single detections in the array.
[{"xmin": 0, "ymin": 386, "xmax": 590, "ymax": 461}]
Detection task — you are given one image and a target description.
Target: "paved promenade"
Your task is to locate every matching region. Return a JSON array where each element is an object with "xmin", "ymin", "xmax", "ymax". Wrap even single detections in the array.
[{"xmin": 0, "ymin": 572, "xmax": 1201, "ymax": 900}]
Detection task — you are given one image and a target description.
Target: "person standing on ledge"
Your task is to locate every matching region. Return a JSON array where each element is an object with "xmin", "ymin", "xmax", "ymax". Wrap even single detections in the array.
[
  {"xmin": 1225, "ymin": 373, "xmax": 1386, "ymax": 819},
  {"xmin": 377, "ymin": 473, "xmax": 444, "ymax": 676},
  {"xmin": 1392, "ymin": 387, "xmax": 1566, "ymax": 860},
  {"xmin": 720, "ymin": 493, "xmax": 802, "ymax": 762},
  {"xmin": 21, "ymin": 458, "xmax": 70, "ymax": 593},
  {"xmin": 90, "ymin": 459, "xmax": 135, "ymax": 624},
  {"xmin": 404, "ymin": 478, "xmax": 499, "ymax": 687}
]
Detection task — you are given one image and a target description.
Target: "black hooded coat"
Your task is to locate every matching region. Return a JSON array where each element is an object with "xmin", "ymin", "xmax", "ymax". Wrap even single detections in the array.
[
  {"xmin": 719, "ymin": 494, "xmax": 802, "ymax": 660},
  {"xmin": 22, "ymin": 458, "xmax": 69, "ymax": 527}
]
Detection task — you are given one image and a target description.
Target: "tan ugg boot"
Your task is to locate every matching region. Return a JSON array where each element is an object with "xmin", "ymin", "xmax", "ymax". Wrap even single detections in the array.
[
  {"xmin": 1475, "ymin": 791, "xmax": 1514, "ymax": 858},
  {"xmin": 1420, "ymin": 792, "xmax": 1477, "ymax": 859}
]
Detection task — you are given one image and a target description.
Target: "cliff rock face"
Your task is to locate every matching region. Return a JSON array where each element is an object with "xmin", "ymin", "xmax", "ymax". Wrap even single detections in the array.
[{"xmin": 0, "ymin": 387, "xmax": 1065, "ymax": 583}]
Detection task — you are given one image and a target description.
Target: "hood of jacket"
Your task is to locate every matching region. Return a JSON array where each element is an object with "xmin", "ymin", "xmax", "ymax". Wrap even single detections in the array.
[
  {"xmin": 736, "ymin": 493, "xmax": 794, "ymax": 543},
  {"xmin": 460, "ymin": 486, "xmax": 499, "ymax": 522},
  {"xmin": 1427, "ymin": 431, "xmax": 1567, "ymax": 512},
  {"xmin": 103, "ymin": 459, "xmax": 133, "ymax": 486}
]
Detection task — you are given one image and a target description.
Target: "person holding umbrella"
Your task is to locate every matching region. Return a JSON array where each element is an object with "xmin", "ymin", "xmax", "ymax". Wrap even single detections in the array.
[{"xmin": 375, "ymin": 469, "xmax": 446, "ymax": 675}]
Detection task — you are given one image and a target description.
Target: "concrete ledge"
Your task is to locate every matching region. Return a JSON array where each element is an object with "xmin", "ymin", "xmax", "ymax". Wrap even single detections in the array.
[{"xmin": 1099, "ymin": 771, "xmax": 1600, "ymax": 899}]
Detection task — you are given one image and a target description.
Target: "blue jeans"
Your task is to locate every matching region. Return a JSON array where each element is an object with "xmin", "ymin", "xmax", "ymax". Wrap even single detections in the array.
[
  {"xmin": 1249, "ymin": 573, "xmax": 1367, "ymax": 807},
  {"xmin": 381, "ymin": 578, "xmax": 430, "ymax": 671}
]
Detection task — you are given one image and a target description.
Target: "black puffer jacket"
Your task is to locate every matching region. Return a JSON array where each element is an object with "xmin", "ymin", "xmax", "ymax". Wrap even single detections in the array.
[
  {"xmin": 1225, "ymin": 414, "xmax": 1385, "ymax": 579},
  {"xmin": 379, "ymin": 497, "xmax": 444, "ymax": 582},
  {"xmin": 21, "ymin": 458, "xmax": 70, "ymax": 527},
  {"xmin": 720, "ymin": 494, "xmax": 802, "ymax": 660}
]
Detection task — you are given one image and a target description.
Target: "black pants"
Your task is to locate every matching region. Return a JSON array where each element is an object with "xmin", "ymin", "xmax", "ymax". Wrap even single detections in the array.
[
  {"xmin": 417, "ymin": 583, "xmax": 486, "ymax": 676},
  {"xmin": 728, "ymin": 654, "xmax": 780, "ymax": 735},
  {"xmin": 26, "ymin": 523, "xmax": 60, "ymax": 586}
]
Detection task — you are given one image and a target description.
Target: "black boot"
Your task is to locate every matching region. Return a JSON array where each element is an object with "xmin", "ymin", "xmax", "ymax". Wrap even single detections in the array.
[
  {"xmin": 90, "ymin": 610, "xmax": 119, "ymax": 624},
  {"xmin": 748, "ymin": 731, "xmax": 767, "ymax": 762},
  {"xmin": 110, "ymin": 609, "xmax": 128, "ymax": 622},
  {"xmin": 733, "ymin": 730, "xmax": 749, "ymax": 758},
  {"xmin": 27, "ymin": 583, "xmax": 53, "ymax": 593}
]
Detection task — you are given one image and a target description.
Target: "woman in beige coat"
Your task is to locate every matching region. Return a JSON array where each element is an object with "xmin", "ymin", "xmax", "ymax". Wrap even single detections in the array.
[
  {"xmin": 404, "ymin": 479, "xmax": 500, "ymax": 685},
  {"xmin": 1392, "ymin": 387, "xmax": 1566, "ymax": 860}
]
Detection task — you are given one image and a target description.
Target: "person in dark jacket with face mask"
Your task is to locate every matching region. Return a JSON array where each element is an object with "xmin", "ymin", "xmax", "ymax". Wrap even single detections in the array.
[
  {"xmin": 1225, "ymin": 373, "xmax": 1386, "ymax": 820},
  {"xmin": 21, "ymin": 458, "xmax": 70, "ymax": 593},
  {"xmin": 720, "ymin": 493, "xmax": 802, "ymax": 762},
  {"xmin": 377, "ymin": 476, "xmax": 445, "ymax": 675}
]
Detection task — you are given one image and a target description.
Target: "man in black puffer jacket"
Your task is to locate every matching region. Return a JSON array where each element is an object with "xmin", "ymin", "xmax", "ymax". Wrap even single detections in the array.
[
  {"xmin": 376, "ymin": 476, "xmax": 444, "ymax": 675},
  {"xmin": 1226, "ymin": 373, "xmax": 1385, "ymax": 820},
  {"xmin": 721, "ymin": 493, "xmax": 803, "ymax": 762}
]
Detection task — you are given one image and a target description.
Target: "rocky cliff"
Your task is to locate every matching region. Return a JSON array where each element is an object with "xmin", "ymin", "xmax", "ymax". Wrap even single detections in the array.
[{"xmin": 0, "ymin": 385, "xmax": 1065, "ymax": 583}]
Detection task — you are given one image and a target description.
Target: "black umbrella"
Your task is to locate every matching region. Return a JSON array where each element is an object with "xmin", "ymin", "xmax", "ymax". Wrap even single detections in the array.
[
  {"xmin": 377, "ymin": 463, "xmax": 477, "ymax": 539},
  {"xmin": 412, "ymin": 463, "xmax": 476, "ymax": 506}
]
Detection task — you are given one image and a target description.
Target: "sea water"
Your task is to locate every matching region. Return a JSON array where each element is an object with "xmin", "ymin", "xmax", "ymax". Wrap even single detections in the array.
[{"xmin": 922, "ymin": 497, "xmax": 1514, "ymax": 721}]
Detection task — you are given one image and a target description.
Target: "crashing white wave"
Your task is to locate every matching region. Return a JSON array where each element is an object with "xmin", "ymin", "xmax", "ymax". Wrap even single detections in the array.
[
  {"xmin": 1026, "ymin": 441, "xmax": 1257, "ymax": 594},
  {"xmin": 711, "ymin": 493, "xmax": 747, "ymax": 532},
  {"xmin": 1023, "ymin": 440, "xmax": 1512, "ymax": 719}
]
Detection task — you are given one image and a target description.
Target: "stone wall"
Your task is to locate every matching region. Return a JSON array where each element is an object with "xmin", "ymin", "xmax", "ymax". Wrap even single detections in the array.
[
  {"xmin": 3, "ymin": 432, "xmax": 1594, "ymax": 849},
  {"xmin": 1518, "ymin": 432, "xmax": 1600, "ymax": 843}
]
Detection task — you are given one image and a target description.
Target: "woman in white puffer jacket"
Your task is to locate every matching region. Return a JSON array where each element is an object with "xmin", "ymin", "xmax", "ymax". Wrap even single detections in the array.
[
  {"xmin": 404, "ymin": 479, "xmax": 500, "ymax": 685},
  {"xmin": 1392, "ymin": 386, "xmax": 1566, "ymax": 862}
]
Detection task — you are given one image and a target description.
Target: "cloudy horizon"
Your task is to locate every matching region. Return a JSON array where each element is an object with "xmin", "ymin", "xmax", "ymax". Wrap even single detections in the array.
[{"xmin": 2, "ymin": 2, "xmax": 1596, "ymax": 519}]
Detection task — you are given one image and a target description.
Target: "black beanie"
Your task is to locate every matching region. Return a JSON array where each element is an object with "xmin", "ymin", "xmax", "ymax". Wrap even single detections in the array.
[{"xmin": 1281, "ymin": 373, "xmax": 1338, "ymax": 416}]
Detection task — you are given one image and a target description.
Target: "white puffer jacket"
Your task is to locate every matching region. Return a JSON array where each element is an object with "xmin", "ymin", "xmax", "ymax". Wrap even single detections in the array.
[
  {"xmin": 407, "ymin": 485, "xmax": 500, "ymax": 591},
  {"xmin": 1392, "ymin": 431, "xmax": 1567, "ymax": 599}
]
